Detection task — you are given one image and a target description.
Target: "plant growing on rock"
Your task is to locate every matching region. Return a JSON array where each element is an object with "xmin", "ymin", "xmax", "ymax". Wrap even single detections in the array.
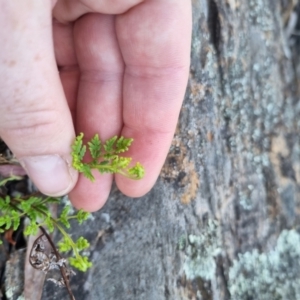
[{"xmin": 0, "ymin": 134, "xmax": 145, "ymax": 300}]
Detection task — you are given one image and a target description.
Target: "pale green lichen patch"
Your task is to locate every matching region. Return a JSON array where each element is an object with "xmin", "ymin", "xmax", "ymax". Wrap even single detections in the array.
[
  {"xmin": 182, "ymin": 219, "xmax": 221, "ymax": 281},
  {"xmin": 229, "ymin": 229, "xmax": 300, "ymax": 300}
]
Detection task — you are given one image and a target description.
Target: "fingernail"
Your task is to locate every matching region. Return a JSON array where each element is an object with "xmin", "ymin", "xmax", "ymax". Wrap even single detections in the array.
[{"xmin": 19, "ymin": 155, "xmax": 78, "ymax": 196}]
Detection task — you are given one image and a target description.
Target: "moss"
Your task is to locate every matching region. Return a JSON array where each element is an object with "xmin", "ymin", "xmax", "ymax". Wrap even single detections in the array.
[
  {"xmin": 229, "ymin": 229, "xmax": 300, "ymax": 300},
  {"xmin": 182, "ymin": 219, "xmax": 221, "ymax": 281}
]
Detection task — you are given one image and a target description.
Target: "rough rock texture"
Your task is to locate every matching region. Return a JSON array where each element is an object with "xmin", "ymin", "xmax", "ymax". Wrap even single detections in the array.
[{"xmin": 6, "ymin": 0, "xmax": 300, "ymax": 299}]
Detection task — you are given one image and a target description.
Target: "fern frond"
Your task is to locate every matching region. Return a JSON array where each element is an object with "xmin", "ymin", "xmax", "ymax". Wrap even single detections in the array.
[{"xmin": 88, "ymin": 134, "xmax": 101, "ymax": 160}]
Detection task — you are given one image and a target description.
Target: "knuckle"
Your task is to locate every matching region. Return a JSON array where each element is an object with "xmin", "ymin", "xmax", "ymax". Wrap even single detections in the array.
[{"xmin": 0, "ymin": 107, "xmax": 60, "ymax": 140}]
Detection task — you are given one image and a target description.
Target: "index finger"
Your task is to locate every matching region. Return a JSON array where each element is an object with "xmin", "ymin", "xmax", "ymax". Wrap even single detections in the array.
[{"xmin": 115, "ymin": 0, "xmax": 192, "ymax": 196}]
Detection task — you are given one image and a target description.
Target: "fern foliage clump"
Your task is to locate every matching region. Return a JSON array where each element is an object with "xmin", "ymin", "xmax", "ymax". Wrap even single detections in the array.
[{"xmin": 0, "ymin": 185, "xmax": 92, "ymax": 272}]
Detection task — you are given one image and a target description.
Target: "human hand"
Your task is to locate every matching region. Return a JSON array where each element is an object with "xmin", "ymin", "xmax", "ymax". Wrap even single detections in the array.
[{"xmin": 0, "ymin": 0, "xmax": 192, "ymax": 212}]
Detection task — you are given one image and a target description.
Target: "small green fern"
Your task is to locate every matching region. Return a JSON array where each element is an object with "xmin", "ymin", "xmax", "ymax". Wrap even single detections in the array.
[{"xmin": 71, "ymin": 133, "xmax": 145, "ymax": 181}]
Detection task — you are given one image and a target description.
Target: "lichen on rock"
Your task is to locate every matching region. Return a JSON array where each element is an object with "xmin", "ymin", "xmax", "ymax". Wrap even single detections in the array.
[
  {"xmin": 229, "ymin": 229, "xmax": 300, "ymax": 300},
  {"xmin": 182, "ymin": 219, "xmax": 221, "ymax": 281}
]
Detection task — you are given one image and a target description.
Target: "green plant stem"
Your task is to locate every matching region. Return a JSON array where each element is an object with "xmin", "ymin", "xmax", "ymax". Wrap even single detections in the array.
[
  {"xmin": 0, "ymin": 175, "xmax": 23, "ymax": 187},
  {"xmin": 93, "ymin": 165, "xmax": 135, "ymax": 179},
  {"xmin": 52, "ymin": 221, "xmax": 81, "ymax": 258}
]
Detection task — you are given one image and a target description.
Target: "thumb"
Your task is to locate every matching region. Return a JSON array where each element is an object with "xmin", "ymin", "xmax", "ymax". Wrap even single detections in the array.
[{"xmin": 0, "ymin": 1, "xmax": 78, "ymax": 196}]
